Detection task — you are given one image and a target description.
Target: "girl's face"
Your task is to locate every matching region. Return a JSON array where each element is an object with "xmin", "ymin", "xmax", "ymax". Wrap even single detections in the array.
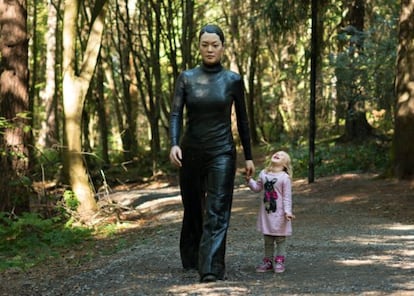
[
  {"xmin": 271, "ymin": 151, "xmax": 289, "ymax": 167},
  {"xmin": 199, "ymin": 32, "xmax": 224, "ymax": 65}
]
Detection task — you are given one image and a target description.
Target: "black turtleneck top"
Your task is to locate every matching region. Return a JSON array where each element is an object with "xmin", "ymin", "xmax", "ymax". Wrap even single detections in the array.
[{"xmin": 170, "ymin": 63, "xmax": 253, "ymax": 160}]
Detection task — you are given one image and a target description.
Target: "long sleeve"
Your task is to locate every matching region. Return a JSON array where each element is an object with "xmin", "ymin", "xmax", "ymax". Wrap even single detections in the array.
[
  {"xmin": 169, "ymin": 64, "xmax": 253, "ymax": 157},
  {"xmin": 169, "ymin": 73, "xmax": 185, "ymax": 147},
  {"xmin": 282, "ymin": 177, "xmax": 293, "ymax": 215},
  {"xmin": 248, "ymin": 170, "xmax": 264, "ymax": 192},
  {"xmin": 232, "ymin": 77, "xmax": 253, "ymax": 160},
  {"xmin": 248, "ymin": 178, "xmax": 263, "ymax": 193}
]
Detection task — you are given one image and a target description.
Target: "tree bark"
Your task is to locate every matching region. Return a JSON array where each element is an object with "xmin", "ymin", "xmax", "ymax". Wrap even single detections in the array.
[
  {"xmin": 62, "ymin": 0, "xmax": 107, "ymax": 220},
  {"xmin": 181, "ymin": 0, "xmax": 195, "ymax": 70},
  {"xmin": 38, "ymin": 0, "xmax": 58, "ymax": 148},
  {"xmin": 246, "ymin": 0, "xmax": 259, "ymax": 145},
  {"xmin": 340, "ymin": 0, "xmax": 373, "ymax": 141},
  {"xmin": 0, "ymin": 0, "xmax": 31, "ymax": 213},
  {"xmin": 393, "ymin": 0, "xmax": 414, "ymax": 179},
  {"xmin": 129, "ymin": 0, "xmax": 162, "ymax": 174},
  {"xmin": 96, "ymin": 56, "xmax": 109, "ymax": 165}
]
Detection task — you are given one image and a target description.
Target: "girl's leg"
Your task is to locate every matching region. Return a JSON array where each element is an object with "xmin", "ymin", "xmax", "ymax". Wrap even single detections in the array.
[
  {"xmin": 275, "ymin": 236, "xmax": 286, "ymax": 257},
  {"xmin": 274, "ymin": 236, "xmax": 287, "ymax": 273},
  {"xmin": 264, "ymin": 235, "xmax": 275, "ymax": 258},
  {"xmin": 256, "ymin": 235, "xmax": 275, "ymax": 272}
]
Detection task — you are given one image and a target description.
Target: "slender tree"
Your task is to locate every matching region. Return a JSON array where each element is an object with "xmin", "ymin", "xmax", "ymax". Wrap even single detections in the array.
[
  {"xmin": 246, "ymin": 0, "xmax": 260, "ymax": 145},
  {"xmin": 393, "ymin": 0, "xmax": 414, "ymax": 179},
  {"xmin": 309, "ymin": 0, "xmax": 318, "ymax": 183},
  {"xmin": 181, "ymin": 0, "xmax": 195, "ymax": 70},
  {"xmin": 95, "ymin": 56, "xmax": 110, "ymax": 165},
  {"xmin": 38, "ymin": 0, "xmax": 59, "ymax": 148},
  {"xmin": 129, "ymin": 0, "xmax": 162, "ymax": 173},
  {"xmin": 62, "ymin": 0, "xmax": 107, "ymax": 220},
  {"xmin": 337, "ymin": 0, "xmax": 373, "ymax": 141}
]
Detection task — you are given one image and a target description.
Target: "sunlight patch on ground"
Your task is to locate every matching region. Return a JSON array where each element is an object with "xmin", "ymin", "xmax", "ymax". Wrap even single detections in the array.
[
  {"xmin": 133, "ymin": 195, "xmax": 183, "ymax": 226},
  {"xmin": 333, "ymin": 223, "xmax": 414, "ymax": 244},
  {"xmin": 335, "ymin": 254, "xmax": 414, "ymax": 269},
  {"xmin": 234, "ymin": 186, "xmax": 249, "ymax": 193},
  {"xmin": 393, "ymin": 280, "xmax": 414, "ymax": 291},
  {"xmin": 386, "ymin": 224, "xmax": 414, "ymax": 231},
  {"xmin": 335, "ymin": 255, "xmax": 392, "ymax": 266},
  {"xmin": 333, "ymin": 194, "xmax": 359, "ymax": 202},
  {"xmin": 168, "ymin": 284, "xmax": 249, "ymax": 295},
  {"xmin": 362, "ymin": 292, "xmax": 414, "ymax": 296},
  {"xmin": 155, "ymin": 210, "xmax": 182, "ymax": 223},
  {"xmin": 333, "ymin": 222, "xmax": 414, "ymax": 270},
  {"xmin": 333, "ymin": 234, "xmax": 405, "ymax": 245},
  {"xmin": 135, "ymin": 196, "xmax": 181, "ymax": 213}
]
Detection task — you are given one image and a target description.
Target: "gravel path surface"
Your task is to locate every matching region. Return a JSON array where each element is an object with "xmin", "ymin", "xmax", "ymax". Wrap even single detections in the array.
[{"xmin": 1, "ymin": 174, "xmax": 413, "ymax": 295}]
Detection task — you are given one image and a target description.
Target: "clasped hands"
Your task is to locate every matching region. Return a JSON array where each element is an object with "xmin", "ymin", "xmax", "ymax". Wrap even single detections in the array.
[{"xmin": 169, "ymin": 146, "xmax": 255, "ymax": 179}]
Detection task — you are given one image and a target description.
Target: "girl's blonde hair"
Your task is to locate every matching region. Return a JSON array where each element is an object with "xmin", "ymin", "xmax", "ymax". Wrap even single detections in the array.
[{"xmin": 265, "ymin": 150, "xmax": 293, "ymax": 178}]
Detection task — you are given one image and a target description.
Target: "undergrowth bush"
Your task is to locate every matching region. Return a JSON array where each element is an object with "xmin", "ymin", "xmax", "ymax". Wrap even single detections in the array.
[
  {"xmin": 0, "ymin": 212, "xmax": 92, "ymax": 271},
  {"xmin": 257, "ymin": 139, "xmax": 390, "ymax": 178}
]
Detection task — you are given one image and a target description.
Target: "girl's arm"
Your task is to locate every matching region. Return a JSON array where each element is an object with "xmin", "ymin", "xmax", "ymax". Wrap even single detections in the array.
[
  {"xmin": 282, "ymin": 176, "xmax": 295, "ymax": 220},
  {"xmin": 247, "ymin": 172, "xmax": 263, "ymax": 193}
]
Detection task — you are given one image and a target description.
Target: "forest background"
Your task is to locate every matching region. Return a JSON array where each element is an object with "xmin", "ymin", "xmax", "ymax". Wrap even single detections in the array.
[{"xmin": 0, "ymin": 0, "xmax": 413, "ymax": 271}]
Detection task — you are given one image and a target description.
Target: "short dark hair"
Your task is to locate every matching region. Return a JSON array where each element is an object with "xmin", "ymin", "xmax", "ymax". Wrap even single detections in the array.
[{"xmin": 199, "ymin": 24, "xmax": 225, "ymax": 44}]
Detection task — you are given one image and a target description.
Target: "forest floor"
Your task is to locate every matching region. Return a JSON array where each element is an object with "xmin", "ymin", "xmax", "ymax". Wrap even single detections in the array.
[{"xmin": 1, "ymin": 171, "xmax": 414, "ymax": 295}]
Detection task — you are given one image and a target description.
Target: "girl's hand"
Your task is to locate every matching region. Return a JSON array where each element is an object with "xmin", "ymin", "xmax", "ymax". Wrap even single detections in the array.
[{"xmin": 285, "ymin": 213, "xmax": 295, "ymax": 221}]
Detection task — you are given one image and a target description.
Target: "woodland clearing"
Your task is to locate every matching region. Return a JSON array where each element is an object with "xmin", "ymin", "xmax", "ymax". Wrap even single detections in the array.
[{"xmin": 1, "ymin": 173, "xmax": 413, "ymax": 295}]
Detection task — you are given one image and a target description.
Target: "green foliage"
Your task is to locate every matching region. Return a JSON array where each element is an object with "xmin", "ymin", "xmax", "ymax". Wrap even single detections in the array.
[
  {"xmin": 63, "ymin": 190, "xmax": 79, "ymax": 211},
  {"xmin": 329, "ymin": 9, "xmax": 398, "ymax": 126},
  {"xmin": 256, "ymin": 138, "xmax": 390, "ymax": 179},
  {"xmin": 102, "ymin": 149, "xmax": 172, "ymax": 186},
  {"xmin": 291, "ymin": 140, "xmax": 390, "ymax": 178},
  {"xmin": 9, "ymin": 176, "xmax": 32, "ymax": 187},
  {"xmin": 0, "ymin": 116, "xmax": 12, "ymax": 130},
  {"xmin": 34, "ymin": 148, "xmax": 62, "ymax": 181},
  {"xmin": 0, "ymin": 212, "xmax": 92, "ymax": 271},
  {"xmin": 263, "ymin": 0, "xmax": 309, "ymax": 33},
  {"xmin": 53, "ymin": 190, "xmax": 81, "ymax": 226}
]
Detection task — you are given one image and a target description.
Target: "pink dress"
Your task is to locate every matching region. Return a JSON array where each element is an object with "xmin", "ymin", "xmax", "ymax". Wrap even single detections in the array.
[{"xmin": 248, "ymin": 170, "xmax": 293, "ymax": 236}]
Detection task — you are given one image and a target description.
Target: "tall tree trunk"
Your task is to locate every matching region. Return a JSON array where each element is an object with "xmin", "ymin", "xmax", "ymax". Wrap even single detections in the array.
[
  {"xmin": 149, "ymin": 0, "xmax": 162, "ymax": 173},
  {"xmin": 246, "ymin": 0, "xmax": 259, "ymax": 145},
  {"xmin": 38, "ymin": 0, "xmax": 58, "ymax": 148},
  {"xmin": 160, "ymin": 0, "xmax": 179, "ymax": 137},
  {"xmin": 393, "ymin": 0, "xmax": 414, "ymax": 179},
  {"xmin": 129, "ymin": 0, "xmax": 162, "ymax": 175},
  {"xmin": 114, "ymin": 0, "xmax": 138, "ymax": 162},
  {"xmin": 62, "ymin": 0, "xmax": 107, "ymax": 220},
  {"xmin": 340, "ymin": 0, "xmax": 373, "ymax": 141},
  {"xmin": 315, "ymin": 0, "xmax": 326, "ymax": 121},
  {"xmin": 96, "ymin": 56, "xmax": 109, "ymax": 165},
  {"xmin": 0, "ymin": 0, "xmax": 31, "ymax": 213},
  {"xmin": 181, "ymin": 0, "xmax": 195, "ymax": 70},
  {"xmin": 309, "ymin": 0, "xmax": 319, "ymax": 183}
]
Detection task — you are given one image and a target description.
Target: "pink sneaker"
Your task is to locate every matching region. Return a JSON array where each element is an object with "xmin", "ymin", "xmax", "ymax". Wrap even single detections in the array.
[
  {"xmin": 274, "ymin": 256, "xmax": 285, "ymax": 273},
  {"xmin": 256, "ymin": 257, "xmax": 273, "ymax": 272}
]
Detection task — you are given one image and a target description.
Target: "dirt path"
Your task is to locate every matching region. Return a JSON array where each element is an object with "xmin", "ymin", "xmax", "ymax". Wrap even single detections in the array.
[{"xmin": 1, "ymin": 173, "xmax": 414, "ymax": 295}]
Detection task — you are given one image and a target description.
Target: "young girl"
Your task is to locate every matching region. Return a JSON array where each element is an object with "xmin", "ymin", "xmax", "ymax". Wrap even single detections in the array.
[{"xmin": 246, "ymin": 150, "xmax": 294, "ymax": 273}]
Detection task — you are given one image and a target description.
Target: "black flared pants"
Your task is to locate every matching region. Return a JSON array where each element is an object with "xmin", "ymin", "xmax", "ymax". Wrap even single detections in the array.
[{"xmin": 179, "ymin": 146, "xmax": 236, "ymax": 280}]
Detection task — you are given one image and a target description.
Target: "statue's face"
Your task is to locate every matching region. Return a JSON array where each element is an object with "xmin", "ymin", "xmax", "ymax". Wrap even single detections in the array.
[{"xmin": 199, "ymin": 32, "xmax": 224, "ymax": 66}]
